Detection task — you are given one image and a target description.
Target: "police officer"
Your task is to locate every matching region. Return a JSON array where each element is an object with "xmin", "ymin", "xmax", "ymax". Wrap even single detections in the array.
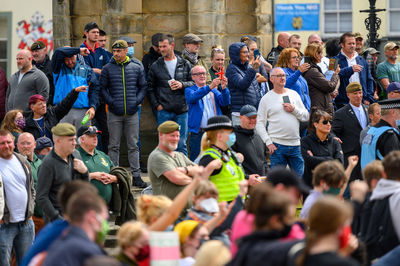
[{"xmin": 361, "ymin": 98, "xmax": 400, "ymax": 169}]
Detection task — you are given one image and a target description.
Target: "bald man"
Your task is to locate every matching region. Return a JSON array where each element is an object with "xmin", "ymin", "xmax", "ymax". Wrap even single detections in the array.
[
  {"xmin": 17, "ymin": 132, "xmax": 45, "ymax": 232},
  {"xmin": 266, "ymin": 32, "xmax": 290, "ymax": 66},
  {"xmin": 6, "ymin": 50, "xmax": 49, "ymax": 112},
  {"xmin": 307, "ymin": 33, "xmax": 331, "ymax": 77}
]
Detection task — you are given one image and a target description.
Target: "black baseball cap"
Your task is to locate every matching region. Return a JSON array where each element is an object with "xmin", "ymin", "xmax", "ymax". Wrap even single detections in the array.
[
  {"xmin": 240, "ymin": 105, "xmax": 257, "ymax": 117},
  {"xmin": 77, "ymin": 125, "xmax": 102, "ymax": 138},
  {"xmin": 267, "ymin": 167, "xmax": 310, "ymax": 193}
]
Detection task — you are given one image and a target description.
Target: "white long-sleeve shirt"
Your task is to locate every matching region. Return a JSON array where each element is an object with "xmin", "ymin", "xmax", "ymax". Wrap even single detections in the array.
[{"xmin": 255, "ymin": 89, "xmax": 309, "ymax": 146}]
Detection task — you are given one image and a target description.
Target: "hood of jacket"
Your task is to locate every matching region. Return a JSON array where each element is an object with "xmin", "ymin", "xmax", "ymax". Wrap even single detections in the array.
[
  {"xmin": 370, "ymin": 179, "xmax": 400, "ymax": 201},
  {"xmin": 229, "ymin": 42, "xmax": 249, "ymax": 67}
]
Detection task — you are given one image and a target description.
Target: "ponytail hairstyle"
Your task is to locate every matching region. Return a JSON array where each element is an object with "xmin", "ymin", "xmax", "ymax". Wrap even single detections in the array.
[
  {"xmin": 201, "ymin": 130, "xmax": 219, "ymax": 151},
  {"xmin": 308, "ymin": 107, "xmax": 331, "ymax": 133},
  {"xmin": 296, "ymin": 196, "xmax": 353, "ymax": 266},
  {"xmin": 211, "ymin": 45, "xmax": 225, "ymax": 60},
  {"xmin": 136, "ymin": 195, "xmax": 172, "ymax": 225}
]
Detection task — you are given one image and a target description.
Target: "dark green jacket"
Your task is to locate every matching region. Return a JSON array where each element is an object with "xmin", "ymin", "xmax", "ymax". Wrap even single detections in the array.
[{"xmin": 109, "ymin": 166, "xmax": 136, "ymax": 225}]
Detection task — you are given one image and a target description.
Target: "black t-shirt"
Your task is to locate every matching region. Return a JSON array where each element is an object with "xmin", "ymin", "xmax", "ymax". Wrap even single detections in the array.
[{"xmin": 304, "ymin": 252, "xmax": 360, "ymax": 266}]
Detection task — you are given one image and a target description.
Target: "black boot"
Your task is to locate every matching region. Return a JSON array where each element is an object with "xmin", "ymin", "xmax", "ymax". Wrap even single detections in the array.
[{"xmin": 132, "ymin": 176, "xmax": 148, "ymax": 188}]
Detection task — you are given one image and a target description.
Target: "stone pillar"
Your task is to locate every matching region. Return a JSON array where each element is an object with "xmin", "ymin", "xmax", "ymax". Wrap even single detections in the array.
[{"xmin": 53, "ymin": 0, "xmax": 72, "ymax": 48}]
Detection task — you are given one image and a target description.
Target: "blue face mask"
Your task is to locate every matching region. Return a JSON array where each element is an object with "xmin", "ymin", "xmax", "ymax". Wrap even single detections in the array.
[
  {"xmin": 127, "ymin": 46, "xmax": 134, "ymax": 57},
  {"xmin": 226, "ymin": 132, "xmax": 236, "ymax": 147}
]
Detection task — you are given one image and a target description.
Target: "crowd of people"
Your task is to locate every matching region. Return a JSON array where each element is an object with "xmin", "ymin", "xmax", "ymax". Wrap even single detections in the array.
[{"xmin": 1, "ymin": 20, "xmax": 400, "ymax": 266}]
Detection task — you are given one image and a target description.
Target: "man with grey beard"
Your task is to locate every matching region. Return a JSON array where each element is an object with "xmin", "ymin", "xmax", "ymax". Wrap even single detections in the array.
[
  {"xmin": 377, "ymin": 42, "xmax": 400, "ymax": 91},
  {"xmin": 6, "ymin": 49, "xmax": 49, "ymax": 111},
  {"xmin": 147, "ymin": 120, "xmax": 202, "ymax": 200}
]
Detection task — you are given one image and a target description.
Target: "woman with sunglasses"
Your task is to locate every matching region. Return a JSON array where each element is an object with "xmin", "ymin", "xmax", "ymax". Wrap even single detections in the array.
[
  {"xmin": 301, "ymin": 108, "xmax": 344, "ymax": 187},
  {"xmin": 302, "ymin": 43, "xmax": 340, "ymax": 116}
]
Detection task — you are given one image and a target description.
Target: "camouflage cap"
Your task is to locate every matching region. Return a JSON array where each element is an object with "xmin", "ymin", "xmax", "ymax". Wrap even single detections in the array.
[
  {"xmin": 112, "ymin": 40, "xmax": 128, "ymax": 49},
  {"xmin": 31, "ymin": 41, "xmax": 46, "ymax": 51},
  {"xmin": 346, "ymin": 82, "xmax": 362, "ymax": 93},
  {"xmin": 157, "ymin": 121, "xmax": 180, "ymax": 134},
  {"xmin": 51, "ymin": 123, "xmax": 76, "ymax": 136}
]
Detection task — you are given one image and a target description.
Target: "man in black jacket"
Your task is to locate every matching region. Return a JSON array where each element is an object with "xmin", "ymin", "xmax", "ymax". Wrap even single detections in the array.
[
  {"xmin": 332, "ymin": 82, "xmax": 369, "ymax": 191},
  {"xmin": 24, "ymin": 86, "xmax": 88, "ymax": 141},
  {"xmin": 232, "ymin": 105, "xmax": 268, "ymax": 176},
  {"xmin": 31, "ymin": 41, "xmax": 54, "ymax": 106},
  {"xmin": 147, "ymin": 34, "xmax": 194, "ymax": 155}
]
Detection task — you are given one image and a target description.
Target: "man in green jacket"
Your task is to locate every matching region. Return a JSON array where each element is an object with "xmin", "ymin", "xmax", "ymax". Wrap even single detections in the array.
[{"xmin": 17, "ymin": 132, "xmax": 44, "ymax": 233}]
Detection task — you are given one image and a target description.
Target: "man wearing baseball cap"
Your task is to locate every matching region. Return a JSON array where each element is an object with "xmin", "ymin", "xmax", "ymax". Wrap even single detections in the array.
[
  {"xmin": 386, "ymin": 82, "xmax": 400, "ymax": 99},
  {"xmin": 142, "ymin": 33, "xmax": 163, "ymax": 75},
  {"xmin": 101, "ymin": 39, "xmax": 147, "ymax": 188},
  {"xmin": 377, "ymin": 42, "xmax": 400, "ymax": 91},
  {"xmin": 36, "ymin": 123, "xmax": 89, "ymax": 223},
  {"xmin": 182, "ymin": 33, "xmax": 211, "ymax": 84},
  {"xmin": 232, "ymin": 105, "xmax": 268, "ymax": 176},
  {"xmin": 148, "ymin": 121, "xmax": 202, "ymax": 201},
  {"xmin": 77, "ymin": 125, "xmax": 117, "ymax": 204},
  {"xmin": 31, "ymin": 40, "xmax": 55, "ymax": 105}
]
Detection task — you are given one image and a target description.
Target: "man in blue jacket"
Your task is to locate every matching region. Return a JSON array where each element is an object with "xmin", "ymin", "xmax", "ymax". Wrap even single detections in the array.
[
  {"xmin": 52, "ymin": 47, "xmax": 99, "ymax": 129},
  {"xmin": 185, "ymin": 65, "xmax": 230, "ymax": 161},
  {"xmin": 100, "ymin": 40, "xmax": 147, "ymax": 188},
  {"xmin": 335, "ymin": 32, "xmax": 374, "ymax": 109}
]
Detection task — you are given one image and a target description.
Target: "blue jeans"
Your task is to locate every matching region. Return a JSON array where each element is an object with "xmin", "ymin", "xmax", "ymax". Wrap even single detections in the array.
[
  {"xmin": 189, "ymin": 131, "xmax": 204, "ymax": 161},
  {"xmin": 157, "ymin": 110, "xmax": 188, "ymax": 156},
  {"xmin": 270, "ymin": 143, "xmax": 304, "ymax": 177},
  {"xmin": 0, "ymin": 219, "xmax": 35, "ymax": 265}
]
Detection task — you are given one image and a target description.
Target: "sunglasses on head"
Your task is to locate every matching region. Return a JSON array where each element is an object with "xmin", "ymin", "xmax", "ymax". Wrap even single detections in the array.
[{"xmin": 322, "ymin": 120, "xmax": 331, "ymax": 125}]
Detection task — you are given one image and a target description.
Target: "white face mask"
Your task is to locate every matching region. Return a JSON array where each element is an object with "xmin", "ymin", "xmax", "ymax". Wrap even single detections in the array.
[{"xmin": 199, "ymin": 198, "xmax": 219, "ymax": 213}]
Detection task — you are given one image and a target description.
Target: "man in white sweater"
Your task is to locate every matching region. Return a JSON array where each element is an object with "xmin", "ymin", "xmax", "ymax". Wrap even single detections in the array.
[{"xmin": 255, "ymin": 67, "xmax": 309, "ymax": 177}]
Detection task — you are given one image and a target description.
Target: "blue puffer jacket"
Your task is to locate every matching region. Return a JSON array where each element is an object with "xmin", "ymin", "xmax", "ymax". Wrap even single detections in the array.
[
  {"xmin": 100, "ymin": 56, "xmax": 147, "ymax": 116},
  {"xmin": 226, "ymin": 42, "xmax": 260, "ymax": 112},
  {"xmin": 334, "ymin": 52, "xmax": 375, "ymax": 105},
  {"xmin": 79, "ymin": 42, "xmax": 110, "ymax": 70},
  {"xmin": 52, "ymin": 47, "xmax": 99, "ymax": 109}
]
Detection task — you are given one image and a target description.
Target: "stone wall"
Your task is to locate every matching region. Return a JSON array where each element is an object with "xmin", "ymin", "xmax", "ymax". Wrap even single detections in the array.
[{"xmin": 53, "ymin": 0, "xmax": 273, "ymax": 166}]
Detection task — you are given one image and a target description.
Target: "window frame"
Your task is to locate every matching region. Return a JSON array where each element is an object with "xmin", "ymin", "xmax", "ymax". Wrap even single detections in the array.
[
  {"xmin": 321, "ymin": 0, "xmax": 353, "ymax": 38},
  {"xmin": 387, "ymin": 0, "xmax": 400, "ymax": 36},
  {"xmin": 0, "ymin": 12, "xmax": 12, "ymax": 78}
]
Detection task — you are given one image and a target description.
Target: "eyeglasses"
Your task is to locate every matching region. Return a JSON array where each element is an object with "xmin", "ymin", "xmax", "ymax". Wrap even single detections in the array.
[
  {"xmin": 213, "ymin": 48, "xmax": 224, "ymax": 52},
  {"xmin": 291, "ymin": 56, "xmax": 300, "ymax": 60},
  {"xmin": 322, "ymin": 120, "xmax": 331, "ymax": 125},
  {"xmin": 271, "ymin": 74, "xmax": 286, "ymax": 78},
  {"xmin": 192, "ymin": 72, "xmax": 207, "ymax": 76},
  {"xmin": 83, "ymin": 126, "xmax": 100, "ymax": 135}
]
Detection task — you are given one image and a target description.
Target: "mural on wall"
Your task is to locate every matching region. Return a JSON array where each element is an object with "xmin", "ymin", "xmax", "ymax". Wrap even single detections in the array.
[{"xmin": 16, "ymin": 11, "xmax": 53, "ymax": 52}]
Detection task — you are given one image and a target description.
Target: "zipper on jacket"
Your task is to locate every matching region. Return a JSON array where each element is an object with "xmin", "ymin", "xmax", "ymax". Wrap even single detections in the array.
[{"xmin": 122, "ymin": 64, "xmax": 127, "ymax": 115}]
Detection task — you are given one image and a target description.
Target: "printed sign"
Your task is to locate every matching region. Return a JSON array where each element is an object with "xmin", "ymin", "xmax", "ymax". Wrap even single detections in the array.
[{"xmin": 275, "ymin": 3, "xmax": 320, "ymax": 31}]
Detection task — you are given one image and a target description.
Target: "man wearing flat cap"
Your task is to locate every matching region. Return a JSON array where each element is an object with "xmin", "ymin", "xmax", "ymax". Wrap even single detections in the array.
[
  {"xmin": 182, "ymin": 33, "xmax": 211, "ymax": 84},
  {"xmin": 148, "ymin": 120, "xmax": 202, "ymax": 200},
  {"xmin": 52, "ymin": 46, "xmax": 99, "ymax": 130},
  {"xmin": 333, "ymin": 82, "xmax": 369, "ymax": 185},
  {"xmin": 361, "ymin": 98, "xmax": 400, "ymax": 169},
  {"xmin": 101, "ymin": 39, "xmax": 147, "ymax": 188},
  {"xmin": 31, "ymin": 41, "xmax": 55, "ymax": 106},
  {"xmin": 36, "ymin": 123, "xmax": 89, "ymax": 223},
  {"xmin": 377, "ymin": 42, "xmax": 400, "ymax": 91}
]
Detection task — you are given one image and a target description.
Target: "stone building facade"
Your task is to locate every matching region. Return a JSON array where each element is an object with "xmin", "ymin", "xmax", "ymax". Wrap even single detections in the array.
[{"xmin": 53, "ymin": 0, "xmax": 273, "ymax": 165}]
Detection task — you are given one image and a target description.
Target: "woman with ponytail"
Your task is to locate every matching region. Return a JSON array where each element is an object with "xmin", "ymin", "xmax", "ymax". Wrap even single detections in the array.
[
  {"xmin": 301, "ymin": 107, "xmax": 344, "ymax": 187},
  {"xmin": 296, "ymin": 196, "xmax": 359, "ymax": 266}
]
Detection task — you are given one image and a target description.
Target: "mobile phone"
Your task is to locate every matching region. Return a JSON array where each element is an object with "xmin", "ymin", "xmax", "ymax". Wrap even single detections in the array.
[
  {"xmin": 304, "ymin": 56, "xmax": 311, "ymax": 64},
  {"xmin": 283, "ymin": 95, "xmax": 290, "ymax": 104},
  {"xmin": 253, "ymin": 49, "xmax": 261, "ymax": 59},
  {"xmin": 328, "ymin": 58, "xmax": 339, "ymax": 71}
]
